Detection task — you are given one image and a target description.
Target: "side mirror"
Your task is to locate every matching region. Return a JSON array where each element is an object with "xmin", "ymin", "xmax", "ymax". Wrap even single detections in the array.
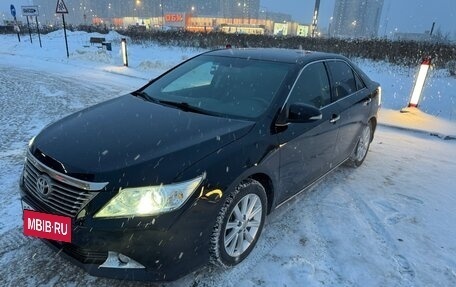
[{"xmin": 287, "ymin": 103, "xmax": 322, "ymax": 123}]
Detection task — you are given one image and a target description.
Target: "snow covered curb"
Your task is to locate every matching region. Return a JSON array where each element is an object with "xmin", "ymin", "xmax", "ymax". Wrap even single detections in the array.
[{"xmin": 378, "ymin": 108, "xmax": 456, "ymax": 140}]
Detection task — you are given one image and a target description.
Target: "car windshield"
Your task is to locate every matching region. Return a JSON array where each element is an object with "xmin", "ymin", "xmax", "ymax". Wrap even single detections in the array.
[{"xmin": 141, "ymin": 55, "xmax": 292, "ymax": 119}]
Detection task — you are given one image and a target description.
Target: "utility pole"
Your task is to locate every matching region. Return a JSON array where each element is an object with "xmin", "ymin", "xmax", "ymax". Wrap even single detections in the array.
[
  {"xmin": 429, "ymin": 22, "xmax": 436, "ymax": 36},
  {"xmin": 311, "ymin": 0, "xmax": 321, "ymax": 37}
]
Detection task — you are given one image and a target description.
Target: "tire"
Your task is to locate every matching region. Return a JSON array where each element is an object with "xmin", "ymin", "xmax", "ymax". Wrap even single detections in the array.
[
  {"xmin": 346, "ymin": 121, "xmax": 373, "ymax": 167},
  {"xmin": 210, "ymin": 179, "xmax": 267, "ymax": 267}
]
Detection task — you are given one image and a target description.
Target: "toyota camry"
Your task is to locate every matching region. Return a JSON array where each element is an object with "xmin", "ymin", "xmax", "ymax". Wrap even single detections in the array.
[{"xmin": 20, "ymin": 48, "xmax": 381, "ymax": 281}]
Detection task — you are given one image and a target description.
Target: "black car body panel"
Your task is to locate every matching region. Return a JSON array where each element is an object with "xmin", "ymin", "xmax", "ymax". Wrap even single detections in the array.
[
  {"xmin": 30, "ymin": 94, "xmax": 255, "ymax": 184},
  {"xmin": 19, "ymin": 48, "xmax": 380, "ymax": 281}
]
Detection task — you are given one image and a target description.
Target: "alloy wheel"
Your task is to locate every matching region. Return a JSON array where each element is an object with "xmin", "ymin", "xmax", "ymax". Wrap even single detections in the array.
[
  {"xmin": 223, "ymin": 193, "xmax": 262, "ymax": 257},
  {"xmin": 354, "ymin": 124, "xmax": 371, "ymax": 162}
]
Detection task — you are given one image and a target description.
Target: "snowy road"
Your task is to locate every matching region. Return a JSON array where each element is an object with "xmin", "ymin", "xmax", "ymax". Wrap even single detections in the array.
[{"xmin": 1, "ymin": 65, "xmax": 455, "ymax": 287}]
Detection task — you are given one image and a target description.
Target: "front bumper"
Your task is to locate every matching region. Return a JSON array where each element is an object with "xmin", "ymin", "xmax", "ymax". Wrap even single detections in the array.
[
  {"xmin": 20, "ymin": 193, "xmax": 220, "ymax": 282},
  {"xmin": 43, "ymin": 240, "xmax": 156, "ymax": 281}
]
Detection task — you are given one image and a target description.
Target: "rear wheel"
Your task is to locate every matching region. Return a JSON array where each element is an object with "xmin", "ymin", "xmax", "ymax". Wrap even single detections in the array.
[
  {"xmin": 347, "ymin": 121, "xmax": 373, "ymax": 167},
  {"xmin": 210, "ymin": 179, "xmax": 267, "ymax": 266}
]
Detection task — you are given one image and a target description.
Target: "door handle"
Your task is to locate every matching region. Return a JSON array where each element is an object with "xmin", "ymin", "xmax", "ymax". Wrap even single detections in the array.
[
  {"xmin": 363, "ymin": 98, "xmax": 372, "ymax": 106},
  {"xmin": 329, "ymin": 114, "xmax": 340, "ymax": 123}
]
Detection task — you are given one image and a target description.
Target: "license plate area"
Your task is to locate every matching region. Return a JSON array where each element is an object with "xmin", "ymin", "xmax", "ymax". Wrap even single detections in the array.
[{"xmin": 23, "ymin": 209, "xmax": 72, "ymax": 243}]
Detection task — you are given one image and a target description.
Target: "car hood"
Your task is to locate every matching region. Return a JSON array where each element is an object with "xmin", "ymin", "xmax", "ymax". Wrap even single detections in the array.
[{"xmin": 31, "ymin": 94, "xmax": 255, "ymax": 184}]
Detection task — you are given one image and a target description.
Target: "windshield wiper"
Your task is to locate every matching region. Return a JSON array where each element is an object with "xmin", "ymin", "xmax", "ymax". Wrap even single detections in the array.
[
  {"xmin": 132, "ymin": 91, "xmax": 160, "ymax": 103},
  {"xmin": 133, "ymin": 93, "xmax": 215, "ymax": 116},
  {"xmin": 158, "ymin": 100, "xmax": 214, "ymax": 115}
]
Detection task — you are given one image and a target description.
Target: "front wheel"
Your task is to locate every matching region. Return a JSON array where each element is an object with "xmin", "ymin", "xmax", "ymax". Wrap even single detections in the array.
[
  {"xmin": 210, "ymin": 179, "xmax": 267, "ymax": 267},
  {"xmin": 347, "ymin": 121, "xmax": 373, "ymax": 167}
]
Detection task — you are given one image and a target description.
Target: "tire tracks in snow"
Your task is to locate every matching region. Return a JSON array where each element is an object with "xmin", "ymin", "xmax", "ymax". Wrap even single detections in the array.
[
  {"xmin": 0, "ymin": 227, "xmax": 31, "ymax": 258},
  {"xmin": 186, "ymin": 180, "xmax": 350, "ymax": 287},
  {"xmin": 336, "ymin": 167, "xmax": 416, "ymax": 284},
  {"xmin": 348, "ymin": 189, "xmax": 416, "ymax": 280},
  {"xmin": 186, "ymin": 205, "xmax": 299, "ymax": 287},
  {"xmin": 0, "ymin": 66, "xmax": 131, "ymax": 155}
]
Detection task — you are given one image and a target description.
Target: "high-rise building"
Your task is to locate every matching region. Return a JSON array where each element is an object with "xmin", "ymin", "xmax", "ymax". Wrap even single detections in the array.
[
  {"xmin": 163, "ymin": 0, "xmax": 222, "ymax": 16},
  {"xmin": 221, "ymin": 0, "xmax": 260, "ymax": 19},
  {"xmin": 330, "ymin": 0, "xmax": 384, "ymax": 38}
]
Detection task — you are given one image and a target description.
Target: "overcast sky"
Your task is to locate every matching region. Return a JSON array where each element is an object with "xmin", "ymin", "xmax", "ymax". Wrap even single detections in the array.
[
  {"xmin": 261, "ymin": 0, "xmax": 456, "ymax": 37},
  {"xmin": 3, "ymin": 0, "xmax": 456, "ymax": 38}
]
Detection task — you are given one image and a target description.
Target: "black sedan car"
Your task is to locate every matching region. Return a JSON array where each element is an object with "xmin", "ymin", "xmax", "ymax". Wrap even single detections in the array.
[{"xmin": 20, "ymin": 48, "xmax": 380, "ymax": 281}]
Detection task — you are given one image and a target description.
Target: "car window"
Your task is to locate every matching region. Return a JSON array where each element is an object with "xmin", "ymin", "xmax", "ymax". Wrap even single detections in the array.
[
  {"xmin": 354, "ymin": 71, "xmax": 366, "ymax": 90},
  {"xmin": 162, "ymin": 61, "xmax": 215, "ymax": 92},
  {"xmin": 287, "ymin": 62, "xmax": 331, "ymax": 108},
  {"xmin": 327, "ymin": 61, "xmax": 358, "ymax": 101},
  {"xmin": 143, "ymin": 55, "xmax": 292, "ymax": 119}
]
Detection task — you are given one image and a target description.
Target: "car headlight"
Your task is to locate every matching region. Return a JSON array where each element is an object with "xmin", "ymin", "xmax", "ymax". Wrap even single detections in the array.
[{"xmin": 94, "ymin": 174, "xmax": 205, "ymax": 219}]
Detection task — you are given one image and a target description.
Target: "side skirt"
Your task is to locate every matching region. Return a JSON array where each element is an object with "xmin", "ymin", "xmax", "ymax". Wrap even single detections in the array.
[{"xmin": 274, "ymin": 158, "xmax": 349, "ymax": 210}]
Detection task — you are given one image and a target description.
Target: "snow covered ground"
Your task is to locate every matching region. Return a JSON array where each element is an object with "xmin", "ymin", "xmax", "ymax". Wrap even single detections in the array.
[{"xmin": 0, "ymin": 31, "xmax": 455, "ymax": 286}]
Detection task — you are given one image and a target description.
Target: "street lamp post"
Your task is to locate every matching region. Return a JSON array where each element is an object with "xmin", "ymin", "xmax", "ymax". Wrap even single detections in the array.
[
  {"xmin": 351, "ymin": 20, "xmax": 357, "ymax": 38},
  {"xmin": 244, "ymin": 2, "xmax": 247, "ymax": 24},
  {"xmin": 82, "ymin": 6, "xmax": 87, "ymax": 24},
  {"xmin": 135, "ymin": 0, "xmax": 141, "ymax": 24},
  {"xmin": 107, "ymin": 3, "xmax": 111, "ymax": 24},
  {"xmin": 160, "ymin": 0, "xmax": 164, "ymax": 30},
  {"xmin": 328, "ymin": 16, "xmax": 333, "ymax": 38}
]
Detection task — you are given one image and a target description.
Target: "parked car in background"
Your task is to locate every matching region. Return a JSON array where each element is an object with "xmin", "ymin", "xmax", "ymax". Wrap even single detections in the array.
[{"xmin": 20, "ymin": 48, "xmax": 381, "ymax": 281}]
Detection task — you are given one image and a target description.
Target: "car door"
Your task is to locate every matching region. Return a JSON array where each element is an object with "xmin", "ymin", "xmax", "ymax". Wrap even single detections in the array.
[
  {"xmin": 277, "ymin": 61, "xmax": 340, "ymax": 204},
  {"xmin": 326, "ymin": 60, "xmax": 373, "ymax": 164}
]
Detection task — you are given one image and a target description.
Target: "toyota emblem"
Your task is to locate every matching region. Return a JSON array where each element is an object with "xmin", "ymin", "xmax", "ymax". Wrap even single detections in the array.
[{"xmin": 36, "ymin": 175, "xmax": 52, "ymax": 197}]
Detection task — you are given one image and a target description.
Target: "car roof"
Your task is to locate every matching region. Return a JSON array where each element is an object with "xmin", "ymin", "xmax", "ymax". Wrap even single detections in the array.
[{"xmin": 204, "ymin": 48, "xmax": 346, "ymax": 65}]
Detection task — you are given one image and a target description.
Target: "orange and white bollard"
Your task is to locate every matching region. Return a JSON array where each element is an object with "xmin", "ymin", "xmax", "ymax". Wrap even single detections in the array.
[
  {"xmin": 408, "ymin": 57, "xmax": 432, "ymax": 108},
  {"xmin": 121, "ymin": 38, "xmax": 128, "ymax": 67}
]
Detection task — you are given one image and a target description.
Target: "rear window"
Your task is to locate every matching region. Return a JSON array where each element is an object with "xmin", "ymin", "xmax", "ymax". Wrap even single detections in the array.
[{"xmin": 327, "ymin": 61, "xmax": 358, "ymax": 101}]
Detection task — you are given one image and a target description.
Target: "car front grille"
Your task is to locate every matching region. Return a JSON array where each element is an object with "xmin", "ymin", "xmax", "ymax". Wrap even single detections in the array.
[
  {"xmin": 44, "ymin": 240, "xmax": 108, "ymax": 264},
  {"xmin": 62, "ymin": 243, "xmax": 108, "ymax": 264},
  {"xmin": 22, "ymin": 152, "xmax": 107, "ymax": 218}
]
